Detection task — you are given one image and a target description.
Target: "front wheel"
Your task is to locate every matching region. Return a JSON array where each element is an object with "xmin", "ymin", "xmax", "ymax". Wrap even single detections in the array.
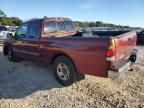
[
  {"xmin": 7, "ymin": 47, "xmax": 19, "ymax": 62},
  {"xmin": 53, "ymin": 56, "xmax": 77, "ymax": 86}
]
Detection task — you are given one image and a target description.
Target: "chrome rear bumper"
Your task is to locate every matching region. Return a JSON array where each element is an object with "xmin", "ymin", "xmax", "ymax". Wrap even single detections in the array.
[
  {"xmin": 108, "ymin": 49, "xmax": 138, "ymax": 78},
  {"xmin": 108, "ymin": 61, "xmax": 132, "ymax": 78}
]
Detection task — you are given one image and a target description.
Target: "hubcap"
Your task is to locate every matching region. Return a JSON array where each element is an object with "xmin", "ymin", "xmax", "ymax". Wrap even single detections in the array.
[{"xmin": 56, "ymin": 63, "xmax": 70, "ymax": 81}]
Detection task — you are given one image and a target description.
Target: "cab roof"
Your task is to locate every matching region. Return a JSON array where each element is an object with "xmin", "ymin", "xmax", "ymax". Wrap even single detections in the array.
[
  {"xmin": 43, "ymin": 17, "xmax": 71, "ymax": 21},
  {"xmin": 24, "ymin": 17, "xmax": 71, "ymax": 23}
]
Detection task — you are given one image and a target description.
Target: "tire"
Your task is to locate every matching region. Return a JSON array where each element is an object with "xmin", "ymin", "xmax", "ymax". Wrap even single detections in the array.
[
  {"xmin": 53, "ymin": 56, "xmax": 77, "ymax": 86},
  {"xmin": 7, "ymin": 33, "xmax": 13, "ymax": 39},
  {"xmin": 7, "ymin": 47, "xmax": 18, "ymax": 62}
]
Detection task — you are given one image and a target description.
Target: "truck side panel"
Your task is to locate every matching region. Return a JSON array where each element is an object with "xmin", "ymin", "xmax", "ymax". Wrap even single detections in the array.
[{"xmin": 39, "ymin": 37, "xmax": 111, "ymax": 77}]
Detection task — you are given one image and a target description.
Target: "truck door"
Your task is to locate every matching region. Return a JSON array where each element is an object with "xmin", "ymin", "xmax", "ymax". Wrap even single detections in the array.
[
  {"xmin": 24, "ymin": 20, "xmax": 41, "ymax": 61},
  {"xmin": 11, "ymin": 23, "xmax": 28, "ymax": 58}
]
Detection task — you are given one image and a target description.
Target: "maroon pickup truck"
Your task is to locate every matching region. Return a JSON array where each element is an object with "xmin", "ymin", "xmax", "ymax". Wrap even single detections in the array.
[{"xmin": 3, "ymin": 17, "xmax": 137, "ymax": 86}]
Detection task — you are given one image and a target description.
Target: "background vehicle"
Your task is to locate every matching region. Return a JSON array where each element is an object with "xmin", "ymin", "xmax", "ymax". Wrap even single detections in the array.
[
  {"xmin": 0, "ymin": 25, "xmax": 17, "ymax": 44},
  {"xmin": 137, "ymin": 30, "xmax": 144, "ymax": 43},
  {"xmin": 7, "ymin": 26, "xmax": 18, "ymax": 39},
  {"xmin": 0, "ymin": 25, "xmax": 9, "ymax": 44},
  {"xmin": 3, "ymin": 17, "xmax": 137, "ymax": 86}
]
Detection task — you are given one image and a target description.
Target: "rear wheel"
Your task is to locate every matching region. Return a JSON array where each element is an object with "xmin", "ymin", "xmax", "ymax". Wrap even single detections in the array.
[{"xmin": 53, "ymin": 56, "xmax": 77, "ymax": 86}]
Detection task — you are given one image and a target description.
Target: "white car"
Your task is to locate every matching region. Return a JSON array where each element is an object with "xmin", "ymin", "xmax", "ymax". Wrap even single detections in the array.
[
  {"xmin": 8, "ymin": 26, "xmax": 18, "ymax": 36},
  {"xmin": 0, "ymin": 26, "xmax": 9, "ymax": 44}
]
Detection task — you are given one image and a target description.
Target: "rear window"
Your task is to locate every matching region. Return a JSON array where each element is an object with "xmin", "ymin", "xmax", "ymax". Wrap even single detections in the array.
[
  {"xmin": 44, "ymin": 21, "xmax": 57, "ymax": 34},
  {"xmin": 57, "ymin": 21, "xmax": 65, "ymax": 32},
  {"xmin": 44, "ymin": 20, "xmax": 75, "ymax": 34},
  {"xmin": 64, "ymin": 21, "xmax": 75, "ymax": 31}
]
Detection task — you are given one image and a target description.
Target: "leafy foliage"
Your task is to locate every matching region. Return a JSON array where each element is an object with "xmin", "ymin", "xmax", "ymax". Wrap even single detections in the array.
[
  {"xmin": 0, "ymin": 9, "xmax": 22, "ymax": 26},
  {"xmin": 73, "ymin": 21, "xmax": 132, "ymax": 29},
  {"xmin": 0, "ymin": 17, "xmax": 22, "ymax": 26}
]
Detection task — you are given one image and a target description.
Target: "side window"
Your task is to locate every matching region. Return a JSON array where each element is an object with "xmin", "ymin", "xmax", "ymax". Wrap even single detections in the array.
[
  {"xmin": 57, "ymin": 21, "xmax": 65, "ymax": 32},
  {"xmin": 16, "ymin": 23, "xmax": 28, "ymax": 38},
  {"xmin": 64, "ymin": 21, "xmax": 75, "ymax": 31},
  {"xmin": 27, "ymin": 20, "xmax": 41, "ymax": 38},
  {"xmin": 44, "ymin": 21, "xmax": 57, "ymax": 34}
]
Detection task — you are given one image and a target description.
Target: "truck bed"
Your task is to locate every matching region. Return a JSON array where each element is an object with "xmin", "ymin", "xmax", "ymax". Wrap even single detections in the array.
[
  {"xmin": 92, "ymin": 30, "xmax": 130, "ymax": 37},
  {"xmin": 73, "ymin": 31, "xmax": 137, "ymax": 63},
  {"xmin": 73, "ymin": 30, "xmax": 131, "ymax": 38}
]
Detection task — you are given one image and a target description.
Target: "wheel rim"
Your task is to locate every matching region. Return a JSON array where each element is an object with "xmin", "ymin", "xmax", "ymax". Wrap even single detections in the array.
[{"xmin": 56, "ymin": 63, "xmax": 70, "ymax": 81}]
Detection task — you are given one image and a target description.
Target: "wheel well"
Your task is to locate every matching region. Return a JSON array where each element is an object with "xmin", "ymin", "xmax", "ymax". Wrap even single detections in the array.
[
  {"xmin": 3, "ymin": 46, "xmax": 9, "ymax": 55},
  {"xmin": 51, "ymin": 53, "xmax": 76, "ymax": 67}
]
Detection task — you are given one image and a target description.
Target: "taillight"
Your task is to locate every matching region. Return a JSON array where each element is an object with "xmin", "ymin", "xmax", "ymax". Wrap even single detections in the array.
[
  {"xmin": 107, "ymin": 39, "xmax": 116, "ymax": 62},
  {"xmin": 107, "ymin": 49, "xmax": 115, "ymax": 57}
]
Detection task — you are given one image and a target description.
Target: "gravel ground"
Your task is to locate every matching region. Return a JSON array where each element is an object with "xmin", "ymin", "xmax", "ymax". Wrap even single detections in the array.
[{"xmin": 0, "ymin": 45, "xmax": 144, "ymax": 108}]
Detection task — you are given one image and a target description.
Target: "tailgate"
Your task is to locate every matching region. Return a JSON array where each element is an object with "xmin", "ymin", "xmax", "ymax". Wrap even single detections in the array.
[{"xmin": 114, "ymin": 31, "xmax": 137, "ymax": 62}]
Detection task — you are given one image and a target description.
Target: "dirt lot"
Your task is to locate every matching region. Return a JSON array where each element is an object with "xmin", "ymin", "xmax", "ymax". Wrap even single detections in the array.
[{"xmin": 0, "ymin": 45, "xmax": 144, "ymax": 108}]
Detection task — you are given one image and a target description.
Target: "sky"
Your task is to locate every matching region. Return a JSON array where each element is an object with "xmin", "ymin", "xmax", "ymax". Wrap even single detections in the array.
[{"xmin": 0, "ymin": 0, "xmax": 144, "ymax": 27}]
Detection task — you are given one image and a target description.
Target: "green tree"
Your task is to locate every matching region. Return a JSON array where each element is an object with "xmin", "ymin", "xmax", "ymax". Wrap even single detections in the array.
[
  {"xmin": 9, "ymin": 17, "xmax": 22, "ymax": 26},
  {"xmin": 0, "ymin": 10, "xmax": 22, "ymax": 26},
  {"xmin": 89, "ymin": 22, "xmax": 95, "ymax": 27},
  {"xmin": 96, "ymin": 21, "xmax": 103, "ymax": 27},
  {"xmin": 74, "ymin": 20, "xmax": 135, "ymax": 30},
  {"xmin": 0, "ymin": 17, "xmax": 11, "ymax": 25}
]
